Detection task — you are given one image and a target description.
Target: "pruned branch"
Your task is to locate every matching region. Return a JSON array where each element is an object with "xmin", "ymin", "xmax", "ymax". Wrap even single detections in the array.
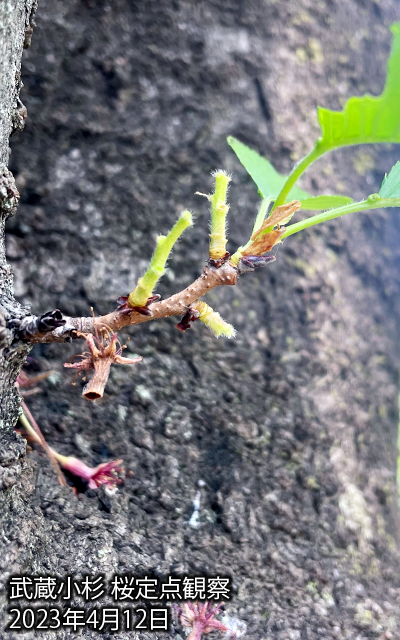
[
  {"xmin": 16, "ymin": 179, "xmax": 294, "ymax": 401},
  {"xmin": 26, "ymin": 262, "xmax": 239, "ymax": 344},
  {"xmin": 10, "ymin": 309, "xmax": 66, "ymax": 341},
  {"xmin": 20, "ymin": 200, "xmax": 296, "ymax": 347}
]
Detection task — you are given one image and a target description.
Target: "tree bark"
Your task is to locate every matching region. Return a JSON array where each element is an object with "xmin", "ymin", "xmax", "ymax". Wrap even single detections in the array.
[
  {"xmin": 0, "ymin": 0, "xmax": 41, "ymax": 629},
  {"xmin": 1, "ymin": 1, "xmax": 400, "ymax": 639},
  {"xmin": 0, "ymin": 0, "xmax": 37, "ymax": 477}
]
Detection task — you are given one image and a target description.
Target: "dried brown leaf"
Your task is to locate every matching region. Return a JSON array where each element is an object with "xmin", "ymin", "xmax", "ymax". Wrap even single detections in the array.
[
  {"xmin": 242, "ymin": 228, "xmax": 286, "ymax": 255},
  {"xmin": 251, "ymin": 200, "xmax": 301, "ymax": 240}
]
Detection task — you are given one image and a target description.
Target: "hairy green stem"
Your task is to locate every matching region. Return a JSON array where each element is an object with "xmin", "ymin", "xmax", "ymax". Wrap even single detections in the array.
[
  {"xmin": 129, "ymin": 210, "xmax": 192, "ymax": 307},
  {"xmin": 209, "ymin": 171, "xmax": 231, "ymax": 260}
]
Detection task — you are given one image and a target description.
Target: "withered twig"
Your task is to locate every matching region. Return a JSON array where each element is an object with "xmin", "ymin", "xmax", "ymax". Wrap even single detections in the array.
[{"xmin": 10, "ymin": 309, "xmax": 66, "ymax": 341}]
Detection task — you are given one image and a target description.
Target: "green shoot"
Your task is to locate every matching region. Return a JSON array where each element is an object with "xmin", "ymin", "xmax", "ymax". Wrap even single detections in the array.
[
  {"xmin": 192, "ymin": 300, "xmax": 236, "ymax": 339},
  {"xmin": 128, "ymin": 210, "xmax": 193, "ymax": 308},
  {"xmin": 282, "ymin": 159, "xmax": 400, "ymax": 238},
  {"xmin": 273, "ymin": 21, "xmax": 400, "ymax": 207},
  {"xmin": 251, "ymin": 198, "xmax": 271, "ymax": 237},
  {"xmin": 228, "ymin": 21, "xmax": 400, "ymax": 213},
  {"xmin": 227, "ymin": 136, "xmax": 353, "ymax": 209},
  {"xmin": 208, "ymin": 170, "xmax": 231, "ymax": 261},
  {"xmin": 281, "ymin": 195, "xmax": 400, "ymax": 240}
]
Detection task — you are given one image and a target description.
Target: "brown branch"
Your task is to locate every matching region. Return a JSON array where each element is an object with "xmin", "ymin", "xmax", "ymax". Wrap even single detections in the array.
[{"xmin": 27, "ymin": 262, "xmax": 239, "ymax": 344}]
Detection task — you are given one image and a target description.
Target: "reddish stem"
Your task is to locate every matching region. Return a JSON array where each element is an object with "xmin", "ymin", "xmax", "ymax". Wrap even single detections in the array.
[{"xmin": 21, "ymin": 401, "xmax": 67, "ymax": 487}]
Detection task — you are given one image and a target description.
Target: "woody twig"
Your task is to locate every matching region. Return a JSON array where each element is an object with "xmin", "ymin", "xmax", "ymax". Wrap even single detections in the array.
[{"xmin": 12, "ymin": 173, "xmax": 299, "ymax": 401}]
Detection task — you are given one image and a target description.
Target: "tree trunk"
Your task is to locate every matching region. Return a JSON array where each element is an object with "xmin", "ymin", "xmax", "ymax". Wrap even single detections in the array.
[
  {"xmin": 0, "ymin": 0, "xmax": 37, "ymax": 489},
  {"xmin": 1, "ymin": 1, "xmax": 400, "ymax": 638}
]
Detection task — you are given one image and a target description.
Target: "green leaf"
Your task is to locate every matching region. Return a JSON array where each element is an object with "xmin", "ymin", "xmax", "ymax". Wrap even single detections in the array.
[
  {"xmin": 379, "ymin": 161, "xmax": 400, "ymax": 198},
  {"xmin": 316, "ymin": 22, "xmax": 400, "ymax": 153},
  {"xmin": 227, "ymin": 136, "xmax": 310, "ymax": 200},
  {"xmin": 299, "ymin": 195, "xmax": 354, "ymax": 210},
  {"xmin": 227, "ymin": 136, "xmax": 353, "ymax": 209}
]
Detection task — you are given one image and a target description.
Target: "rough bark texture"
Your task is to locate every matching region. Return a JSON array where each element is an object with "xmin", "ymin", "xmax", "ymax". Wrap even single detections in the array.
[
  {"xmin": 0, "ymin": 0, "xmax": 37, "ymax": 515},
  {"xmin": 1, "ymin": 0, "xmax": 400, "ymax": 638},
  {"xmin": 0, "ymin": 0, "xmax": 36, "ymax": 430}
]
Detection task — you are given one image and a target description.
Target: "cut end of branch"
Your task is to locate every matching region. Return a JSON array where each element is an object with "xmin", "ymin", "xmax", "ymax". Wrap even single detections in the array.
[
  {"xmin": 82, "ymin": 358, "xmax": 112, "ymax": 401},
  {"xmin": 84, "ymin": 390, "xmax": 103, "ymax": 401}
]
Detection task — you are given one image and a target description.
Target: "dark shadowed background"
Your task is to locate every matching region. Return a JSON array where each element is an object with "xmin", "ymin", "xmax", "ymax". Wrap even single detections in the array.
[{"xmin": 2, "ymin": 0, "xmax": 400, "ymax": 637}]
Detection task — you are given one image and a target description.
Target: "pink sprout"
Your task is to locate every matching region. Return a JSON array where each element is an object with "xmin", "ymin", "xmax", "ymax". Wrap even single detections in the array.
[
  {"xmin": 177, "ymin": 602, "xmax": 234, "ymax": 640},
  {"xmin": 55, "ymin": 455, "xmax": 125, "ymax": 489}
]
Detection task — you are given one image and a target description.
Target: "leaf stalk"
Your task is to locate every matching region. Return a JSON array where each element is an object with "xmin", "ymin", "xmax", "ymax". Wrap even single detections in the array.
[{"xmin": 281, "ymin": 196, "xmax": 400, "ymax": 239}]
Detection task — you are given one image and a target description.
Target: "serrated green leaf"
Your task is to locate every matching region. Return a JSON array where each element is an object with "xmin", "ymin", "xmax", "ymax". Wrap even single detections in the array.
[
  {"xmin": 299, "ymin": 195, "xmax": 354, "ymax": 209},
  {"xmin": 379, "ymin": 161, "xmax": 400, "ymax": 198},
  {"xmin": 227, "ymin": 136, "xmax": 310, "ymax": 200},
  {"xmin": 316, "ymin": 22, "xmax": 400, "ymax": 153}
]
